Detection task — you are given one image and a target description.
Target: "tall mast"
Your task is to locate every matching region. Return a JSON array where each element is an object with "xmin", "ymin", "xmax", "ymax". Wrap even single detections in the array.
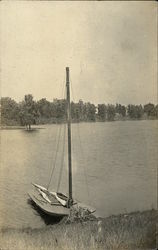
[{"xmin": 66, "ymin": 67, "xmax": 73, "ymax": 206}]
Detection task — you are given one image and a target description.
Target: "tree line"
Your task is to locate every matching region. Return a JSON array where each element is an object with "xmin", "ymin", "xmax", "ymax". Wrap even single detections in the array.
[{"xmin": 1, "ymin": 94, "xmax": 158, "ymax": 128}]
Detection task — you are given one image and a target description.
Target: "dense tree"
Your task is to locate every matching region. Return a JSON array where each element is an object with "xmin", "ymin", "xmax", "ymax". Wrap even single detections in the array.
[
  {"xmin": 1, "ymin": 95, "xmax": 158, "ymax": 126},
  {"xmin": 127, "ymin": 104, "xmax": 144, "ymax": 119},
  {"xmin": 115, "ymin": 104, "xmax": 126, "ymax": 117},
  {"xmin": 71, "ymin": 100, "xmax": 96, "ymax": 122},
  {"xmin": 19, "ymin": 94, "xmax": 39, "ymax": 129},
  {"xmin": 1, "ymin": 97, "xmax": 20, "ymax": 125},
  {"xmin": 107, "ymin": 104, "xmax": 116, "ymax": 121},
  {"xmin": 155, "ymin": 105, "xmax": 158, "ymax": 118},
  {"xmin": 78, "ymin": 100, "xmax": 86, "ymax": 121},
  {"xmin": 53, "ymin": 99, "xmax": 67, "ymax": 120},
  {"xmin": 144, "ymin": 103, "xmax": 155, "ymax": 117},
  {"xmin": 98, "ymin": 104, "xmax": 107, "ymax": 121},
  {"xmin": 71, "ymin": 101, "xmax": 80, "ymax": 121},
  {"xmin": 37, "ymin": 98, "xmax": 52, "ymax": 118},
  {"xmin": 84, "ymin": 102, "xmax": 96, "ymax": 121}
]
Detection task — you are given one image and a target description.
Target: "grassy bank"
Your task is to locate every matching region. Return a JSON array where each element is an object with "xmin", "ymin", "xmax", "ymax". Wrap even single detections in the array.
[{"xmin": 0, "ymin": 209, "xmax": 157, "ymax": 250}]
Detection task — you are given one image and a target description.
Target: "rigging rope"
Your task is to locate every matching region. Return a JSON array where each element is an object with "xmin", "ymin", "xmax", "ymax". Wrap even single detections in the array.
[
  {"xmin": 46, "ymin": 71, "xmax": 92, "ymax": 207},
  {"xmin": 77, "ymin": 124, "xmax": 92, "ymax": 206},
  {"xmin": 47, "ymin": 75, "xmax": 66, "ymax": 190},
  {"xmin": 47, "ymin": 123, "xmax": 62, "ymax": 190},
  {"xmin": 46, "ymin": 123, "xmax": 59, "ymax": 188},
  {"xmin": 70, "ymin": 76, "xmax": 92, "ymax": 206}
]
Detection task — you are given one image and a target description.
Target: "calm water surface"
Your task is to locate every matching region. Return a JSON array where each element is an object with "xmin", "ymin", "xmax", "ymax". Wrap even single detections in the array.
[{"xmin": 0, "ymin": 120, "xmax": 157, "ymax": 228}]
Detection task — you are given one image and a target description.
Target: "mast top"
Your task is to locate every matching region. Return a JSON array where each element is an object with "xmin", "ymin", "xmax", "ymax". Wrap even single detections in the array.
[{"xmin": 66, "ymin": 67, "xmax": 69, "ymax": 86}]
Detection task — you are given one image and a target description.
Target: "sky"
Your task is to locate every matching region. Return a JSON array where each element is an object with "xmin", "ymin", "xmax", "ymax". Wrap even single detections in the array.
[{"xmin": 1, "ymin": 1, "xmax": 157, "ymax": 105}]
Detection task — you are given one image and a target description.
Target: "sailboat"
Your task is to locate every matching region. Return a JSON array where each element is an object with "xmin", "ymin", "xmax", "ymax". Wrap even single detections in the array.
[{"xmin": 28, "ymin": 67, "xmax": 93, "ymax": 217}]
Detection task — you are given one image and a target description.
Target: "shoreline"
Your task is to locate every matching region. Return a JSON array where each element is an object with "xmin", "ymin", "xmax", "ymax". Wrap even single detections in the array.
[
  {"xmin": 0, "ymin": 209, "xmax": 157, "ymax": 250},
  {"xmin": 0, "ymin": 125, "xmax": 45, "ymax": 130},
  {"xmin": 1, "ymin": 118, "xmax": 158, "ymax": 130}
]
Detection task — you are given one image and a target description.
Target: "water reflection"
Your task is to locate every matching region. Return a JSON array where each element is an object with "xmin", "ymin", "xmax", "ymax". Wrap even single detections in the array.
[
  {"xmin": 23, "ymin": 128, "xmax": 41, "ymax": 133},
  {"xmin": 27, "ymin": 199, "xmax": 62, "ymax": 225}
]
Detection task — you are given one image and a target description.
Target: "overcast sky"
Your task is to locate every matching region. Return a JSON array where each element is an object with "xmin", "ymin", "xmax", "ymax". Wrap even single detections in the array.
[{"xmin": 1, "ymin": 1, "xmax": 157, "ymax": 105}]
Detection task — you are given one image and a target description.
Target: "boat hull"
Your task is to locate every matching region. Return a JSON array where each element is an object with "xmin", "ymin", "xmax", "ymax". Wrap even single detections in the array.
[{"xmin": 28, "ymin": 189, "xmax": 70, "ymax": 217}]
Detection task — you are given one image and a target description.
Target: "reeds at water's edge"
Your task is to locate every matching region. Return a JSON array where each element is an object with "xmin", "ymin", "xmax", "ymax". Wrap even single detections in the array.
[{"xmin": 0, "ymin": 209, "xmax": 157, "ymax": 250}]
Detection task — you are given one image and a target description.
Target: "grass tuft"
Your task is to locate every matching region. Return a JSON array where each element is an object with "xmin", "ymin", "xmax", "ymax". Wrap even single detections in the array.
[{"xmin": 0, "ymin": 209, "xmax": 157, "ymax": 250}]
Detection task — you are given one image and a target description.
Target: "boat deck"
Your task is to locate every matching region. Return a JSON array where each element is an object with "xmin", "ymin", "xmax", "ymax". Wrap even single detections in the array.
[{"xmin": 28, "ymin": 189, "xmax": 70, "ymax": 217}]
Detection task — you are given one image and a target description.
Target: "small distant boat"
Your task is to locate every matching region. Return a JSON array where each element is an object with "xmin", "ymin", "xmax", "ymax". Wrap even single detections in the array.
[{"xmin": 28, "ymin": 67, "xmax": 95, "ymax": 218}]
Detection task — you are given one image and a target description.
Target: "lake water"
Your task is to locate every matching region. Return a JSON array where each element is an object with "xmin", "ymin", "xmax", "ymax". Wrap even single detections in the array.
[{"xmin": 0, "ymin": 120, "xmax": 157, "ymax": 228}]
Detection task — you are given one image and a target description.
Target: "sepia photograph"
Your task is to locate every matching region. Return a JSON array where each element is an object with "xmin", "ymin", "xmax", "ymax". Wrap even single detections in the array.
[{"xmin": 0, "ymin": 1, "xmax": 157, "ymax": 249}]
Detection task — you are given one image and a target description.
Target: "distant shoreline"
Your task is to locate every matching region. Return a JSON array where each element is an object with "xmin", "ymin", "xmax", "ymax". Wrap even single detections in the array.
[
  {"xmin": 1, "ymin": 118, "xmax": 158, "ymax": 130},
  {"xmin": 1, "ymin": 96, "xmax": 158, "ymax": 128},
  {"xmin": 0, "ymin": 125, "xmax": 45, "ymax": 130}
]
